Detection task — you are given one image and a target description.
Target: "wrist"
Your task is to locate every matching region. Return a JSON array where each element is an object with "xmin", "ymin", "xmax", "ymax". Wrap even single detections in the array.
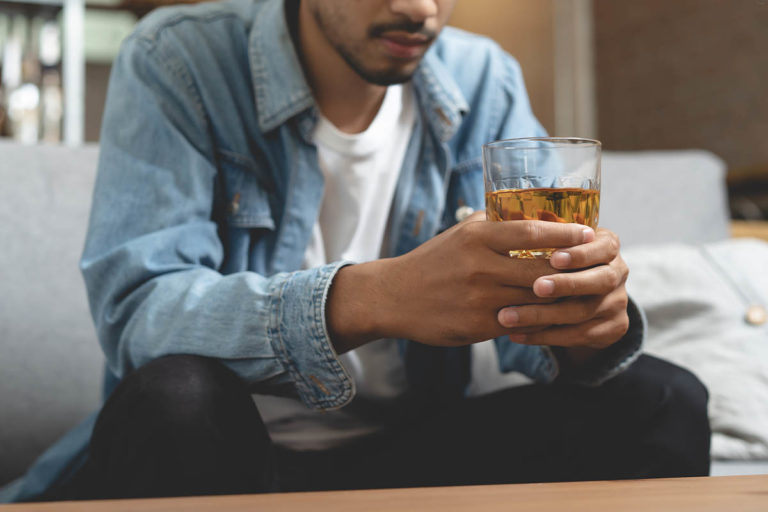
[
  {"xmin": 326, "ymin": 259, "xmax": 396, "ymax": 354},
  {"xmin": 563, "ymin": 346, "xmax": 601, "ymax": 366}
]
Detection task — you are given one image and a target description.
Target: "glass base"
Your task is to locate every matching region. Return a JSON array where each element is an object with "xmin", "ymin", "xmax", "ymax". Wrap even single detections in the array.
[{"xmin": 508, "ymin": 248, "xmax": 553, "ymax": 259}]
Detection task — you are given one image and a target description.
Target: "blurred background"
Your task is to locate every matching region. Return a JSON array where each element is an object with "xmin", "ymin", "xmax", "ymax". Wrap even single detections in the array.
[{"xmin": 0, "ymin": 0, "xmax": 766, "ymax": 219}]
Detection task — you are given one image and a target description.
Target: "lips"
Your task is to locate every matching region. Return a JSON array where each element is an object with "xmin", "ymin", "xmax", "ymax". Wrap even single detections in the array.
[{"xmin": 379, "ymin": 31, "xmax": 430, "ymax": 59}]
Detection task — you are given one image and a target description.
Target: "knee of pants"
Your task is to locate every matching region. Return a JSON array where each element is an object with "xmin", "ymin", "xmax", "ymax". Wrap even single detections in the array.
[
  {"xmin": 614, "ymin": 355, "xmax": 708, "ymax": 421},
  {"xmin": 93, "ymin": 354, "xmax": 266, "ymax": 444},
  {"xmin": 661, "ymin": 362, "xmax": 709, "ymax": 421},
  {"xmin": 75, "ymin": 355, "xmax": 275, "ymax": 498},
  {"xmin": 632, "ymin": 356, "xmax": 711, "ymax": 476}
]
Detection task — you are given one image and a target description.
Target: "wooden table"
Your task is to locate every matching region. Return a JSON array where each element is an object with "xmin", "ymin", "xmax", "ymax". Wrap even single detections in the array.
[
  {"xmin": 3, "ymin": 475, "xmax": 767, "ymax": 511},
  {"xmin": 731, "ymin": 220, "xmax": 768, "ymax": 241}
]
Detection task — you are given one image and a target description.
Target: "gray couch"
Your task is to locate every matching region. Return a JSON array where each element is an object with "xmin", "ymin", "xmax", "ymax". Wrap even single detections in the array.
[{"xmin": 0, "ymin": 140, "xmax": 749, "ymax": 486}]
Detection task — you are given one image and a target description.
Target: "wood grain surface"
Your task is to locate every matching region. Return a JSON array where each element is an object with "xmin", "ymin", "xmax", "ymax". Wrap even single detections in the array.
[{"xmin": 3, "ymin": 475, "xmax": 768, "ymax": 512}]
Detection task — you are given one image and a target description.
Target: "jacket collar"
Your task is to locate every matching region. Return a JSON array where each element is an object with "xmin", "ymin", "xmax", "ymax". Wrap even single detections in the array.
[
  {"xmin": 248, "ymin": 0, "xmax": 314, "ymax": 132},
  {"xmin": 249, "ymin": 0, "xmax": 468, "ymax": 140},
  {"xmin": 411, "ymin": 49, "xmax": 469, "ymax": 142}
]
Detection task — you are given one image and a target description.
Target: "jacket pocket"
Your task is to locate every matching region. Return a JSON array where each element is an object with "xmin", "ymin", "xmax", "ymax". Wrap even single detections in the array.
[
  {"xmin": 218, "ymin": 150, "xmax": 276, "ymax": 231},
  {"xmin": 216, "ymin": 151, "xmax": 277, "ymax": 274}
]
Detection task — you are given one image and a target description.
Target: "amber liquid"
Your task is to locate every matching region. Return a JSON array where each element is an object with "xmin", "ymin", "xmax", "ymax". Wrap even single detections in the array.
[{"xmin": 485, "ymin": 187, "xmax": 600, "ymax": 258}]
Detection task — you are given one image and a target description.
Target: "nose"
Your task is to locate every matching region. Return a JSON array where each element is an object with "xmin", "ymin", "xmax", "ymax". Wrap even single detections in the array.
[{"xmin": 389, "ymin": 0, "xmax": 439, "ymax": 22}]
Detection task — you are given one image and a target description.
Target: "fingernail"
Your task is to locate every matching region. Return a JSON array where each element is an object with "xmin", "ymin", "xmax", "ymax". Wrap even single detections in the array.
[
  {"xmin": 498, "ymin": 308, "xmax": 519, "ymax": 327},
  {"xmin": 508, "ymin": 333, "xmax": 527, "ymax": 343},
  {"xmin": 551, "ymin": 251, "xmax": 571, "ymax": 267},
  {"xmin": 535, "ymin": 279, "xmax": 555, "ymax": 296},
  {"xmin": 582, "ymin": 227, "xmax": 595, "ymax": 243}
]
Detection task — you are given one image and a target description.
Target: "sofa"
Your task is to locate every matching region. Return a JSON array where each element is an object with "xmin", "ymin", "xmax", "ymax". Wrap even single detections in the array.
[{"xmin": 1, "ymin": 140, "xmax": 767, "ymax": 488}]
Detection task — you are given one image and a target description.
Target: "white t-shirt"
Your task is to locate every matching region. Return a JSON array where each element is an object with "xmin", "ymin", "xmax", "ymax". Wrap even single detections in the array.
[{"xmin": 253, "ymin": 84, "xmax": 417, "ymax": 450}]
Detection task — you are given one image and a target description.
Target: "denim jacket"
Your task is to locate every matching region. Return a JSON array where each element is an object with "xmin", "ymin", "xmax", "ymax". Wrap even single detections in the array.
[{"xmin": 1, "ymin": 0, "xmax": 643, "ymax": 502}]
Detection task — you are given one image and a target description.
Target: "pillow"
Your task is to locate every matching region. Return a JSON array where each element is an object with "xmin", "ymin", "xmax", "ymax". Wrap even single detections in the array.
[
  {"xmin": 623, "ymin": 238, "xmax": 768, "ymax": 460},
  {"xmin": 600, "ymin": 150, "xmax": 730, "ymax": 248}
]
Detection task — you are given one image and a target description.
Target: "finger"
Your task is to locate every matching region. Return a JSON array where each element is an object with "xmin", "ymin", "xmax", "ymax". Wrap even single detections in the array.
[
  {"xmin": 533, "ymin": 260, "xmax": 628, "ymax": 298},
  {"xmin": 508, "ymin": 314, "xmax": 630, "ymax": 349},
  {"xmin": 456, "ymin": 248, "xmax": 556, "ymax": 290},
  {"xmin": 484, "ymin": 285, "xmax": 557, "ymax": 308},
  {"xmin": 499, "ymin": 289, "xmax": 628, "ymax": 328},
  {"xmin": 460, "ymin": 210, "xmax": 487, "ymax": 224},
  {"xmin": 501, "ymin": 292, "xmax": 557, "ymax": 306},
  {"xmin": 460, "ymin": 281, "xmax": 557, "ymax": 315},
  {"xmin": 508, "ymin": 326, "xmax": 548, "ymax": 335},
  {"xmin": 476, "ymin": 220, "xmax": 594, "ymax": 256},
  {"xmin": 486, "ymin": 254, "xmax": 559, "ymax": 287},
  {"xmin": 549, "ymin": 229, "xmax": 621, "ymax": 270},
  {"xmin": 497, "ymin": 296, "xmax": 603, "ymax": 328}
]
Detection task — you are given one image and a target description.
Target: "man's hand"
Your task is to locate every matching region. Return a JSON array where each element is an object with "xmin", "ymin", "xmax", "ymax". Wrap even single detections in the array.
[
  {"xmin": 327, "ymin": 217, "xmax": 595, "ymax": 354},
  {"xmin": 495, "ymin": 228, "xmax": 630, "ymax": 352}
]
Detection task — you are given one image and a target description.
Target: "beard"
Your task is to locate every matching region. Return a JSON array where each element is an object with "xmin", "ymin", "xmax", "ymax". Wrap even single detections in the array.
[
  {"xmin": 311, "ymin": 9, "xmax": 437, "ymax": 86},
  {"xmin": 334, "ymin": 45, "xmax": 417, "ymax": 86}
]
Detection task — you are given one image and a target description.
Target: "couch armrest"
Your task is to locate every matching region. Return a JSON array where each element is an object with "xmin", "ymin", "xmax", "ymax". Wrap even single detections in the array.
[{"xmin": 730, "ymin": 220, "xmax": 768, "ymax": 241}]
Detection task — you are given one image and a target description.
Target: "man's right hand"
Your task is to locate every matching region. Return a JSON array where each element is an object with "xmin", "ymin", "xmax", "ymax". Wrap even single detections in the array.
[{"xmin": 326, "ymin": 219, "xmax": 595, "ymax": 354}]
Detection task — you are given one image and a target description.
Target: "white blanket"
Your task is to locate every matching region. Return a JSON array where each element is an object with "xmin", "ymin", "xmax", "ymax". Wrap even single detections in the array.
[{"xmin": 624, "ymin": 238, "xmax": 768, "ymax": 459}]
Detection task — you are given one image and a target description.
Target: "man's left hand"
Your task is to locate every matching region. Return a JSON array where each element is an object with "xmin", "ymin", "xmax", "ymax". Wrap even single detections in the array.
[{"xmin": 496, "ymin": 228, "xmax": 630, "ymax": 352}]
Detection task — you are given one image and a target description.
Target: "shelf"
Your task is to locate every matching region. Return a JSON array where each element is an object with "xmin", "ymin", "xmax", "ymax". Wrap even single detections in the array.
[
  {"xmin": 1, "ymin": 0, "xmax": 84, "ymax": 145},
  {"xmin": 0, "ymin": 0, "xmax": 129, "ymax": 8},
  {"xmin": 1, "ymin": 0, "xmax": 205, "ymax": 144},
  {"xmin": 1, "ymin": 0, "xmax": 64, "ymax": 6}
]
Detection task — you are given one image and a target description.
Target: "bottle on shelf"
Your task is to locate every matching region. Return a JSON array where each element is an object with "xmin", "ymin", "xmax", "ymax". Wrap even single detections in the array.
[
  {"xmin": 1, "ymin": 8, "xmax": 62, "ymax": 144},
  {"xmin": 39, "ymin": 20, "xmax": 62, "ymax": 142}
]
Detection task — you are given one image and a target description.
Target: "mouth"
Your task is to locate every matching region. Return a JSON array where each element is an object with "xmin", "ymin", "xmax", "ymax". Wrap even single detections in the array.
[{"xmin": 378, "ymin": 31, "xmax": 432, "ymax": 59}]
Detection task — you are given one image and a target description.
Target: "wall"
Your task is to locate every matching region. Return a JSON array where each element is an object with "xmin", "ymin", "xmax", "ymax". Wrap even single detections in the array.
[
  {"xmin": 594, "ymin": 0, "xmax": 768, "ymax": 171},
  {"xmin": 450, "ymin": 0, "xmax": 555, "ymax": 135}
]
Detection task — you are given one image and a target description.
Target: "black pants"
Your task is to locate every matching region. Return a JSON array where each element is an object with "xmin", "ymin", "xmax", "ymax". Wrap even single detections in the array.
[{"xmin": 44, "ymin": 354, "xmax": 710, "ymax": 501}]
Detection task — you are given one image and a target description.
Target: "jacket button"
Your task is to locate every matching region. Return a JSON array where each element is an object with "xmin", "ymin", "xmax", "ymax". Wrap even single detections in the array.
[
  {"xmin": 455, "ymin": 205, "xmax": 475, "ymax": 222},
  {"xmin": 229, "ymin": 192, "xmax": 241, "ymax": 215},
  {"xmin": 746, "ymin": 304, "xmax": 767, "ymax": 325}
]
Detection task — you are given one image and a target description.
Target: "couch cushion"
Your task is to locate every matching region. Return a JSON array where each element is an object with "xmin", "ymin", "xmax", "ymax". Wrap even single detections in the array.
[
  {"xmin": 0, "ymin": 145, "xmax": 736, "ymax": 485},
  {"xmin": 0, "ymin": 141, "xmax": 103, "ymax": 485},
  {"xmin": 600, "ymin": 150, "xmax": 730, "ymax": 247}
]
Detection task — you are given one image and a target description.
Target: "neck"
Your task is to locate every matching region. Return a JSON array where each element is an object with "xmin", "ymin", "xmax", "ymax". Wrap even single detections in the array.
[{"xmin": 297, "ymin": 5, "xmax": 386, "ymax": 134}]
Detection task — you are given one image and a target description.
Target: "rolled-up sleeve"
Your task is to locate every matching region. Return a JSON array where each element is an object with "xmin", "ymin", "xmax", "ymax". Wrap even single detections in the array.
[{"xmin": 81, "ymin": 35, "xmax": 353, "ymax": 411}]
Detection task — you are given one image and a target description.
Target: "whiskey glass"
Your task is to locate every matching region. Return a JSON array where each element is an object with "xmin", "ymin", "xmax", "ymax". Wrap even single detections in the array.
[{"xmin": 482, "ymin": 137, "xmax": 601, "ymax": 258}]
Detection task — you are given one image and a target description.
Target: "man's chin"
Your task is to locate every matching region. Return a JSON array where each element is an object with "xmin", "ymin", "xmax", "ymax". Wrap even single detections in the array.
[
  {"xmin": 352, "ymin": 62, "xmax": 421, "ymax": 86},
  {"xmin": 336, "ymin": 43, "xmax": 423, "ymax": 86},
  {"xmin": 360, "ymin": 70, "xmax": 415, "ymax": 86}
]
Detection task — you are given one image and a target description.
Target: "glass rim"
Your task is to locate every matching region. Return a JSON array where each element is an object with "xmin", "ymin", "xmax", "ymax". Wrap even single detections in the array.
[{"xmin": 483, "ymin": 137, "xmax": 601, "ymax": 151}]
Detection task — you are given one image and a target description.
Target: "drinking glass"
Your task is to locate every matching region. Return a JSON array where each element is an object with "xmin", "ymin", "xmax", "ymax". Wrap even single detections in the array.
[{"xmin": 482, "ymin": 137, "xmax": 601, "ymax": 258}]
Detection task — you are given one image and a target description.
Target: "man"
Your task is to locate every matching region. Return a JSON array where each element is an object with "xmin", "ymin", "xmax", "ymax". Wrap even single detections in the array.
[{"xmin": 3, "ymin": 0, "xmax": 709, "ymax": 502}]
